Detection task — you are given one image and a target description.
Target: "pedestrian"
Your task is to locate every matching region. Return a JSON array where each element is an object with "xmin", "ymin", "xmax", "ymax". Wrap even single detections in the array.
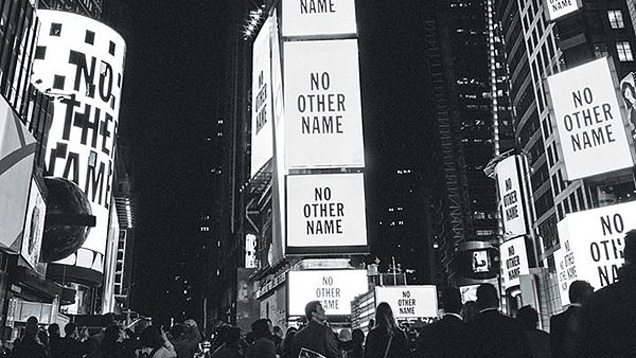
[
  {"xmin": 210, "ymin": 326, "xmax": 243, "ymax": 358},
  {"xmin": 461, "ymin": 301, "xmax": 479, "ymax": 323},
  {"xmin": 175, "ymin": 319, "xmax": 202, "ymax": 358},
  {"xmin": 350, "ymin": 329, "xmax": 364, "ymax": 358},
  {"xmin": 516, "ymin": 306, "xmax": 550, "ymax": 358},
  {"xmin": 56, "ymin": 323, "xmax": 89, "ymax": 358},
  {"xmin": 11, "ymin": 316, "xmax": 47, "ymax": 358},
  {"xmin": 337, "ymin": 328, "xmax": 354, "ymax": 358},
  {"xmin": 87, "ymin": 313, "xmax": 116, "ymax": 357},
  {"xmin": 101, "ymin": 324, "xmax": 134, "ymax": 358},
  {"xmin": 279, "ymin": 327, "xmax": 297, "ymax": 358},
  {"xmin": 272, "ymin": 326, "xmax": 283, "ymax": 352},
  {"xmin": 135, "ymin": 325, "xmax": 177, "ymax": 358},
  {"xmin": 245, "ymin": 319, "xmax": 275, "ymax": 358},
  {"xmin": 48, "ymin": 324, "xmax": 62, "ymax": 358},
  {"xmin": 465, "ymin": 283, "xmax": 531, "ymax": 358},
  {"xmin": 415, "ymin": 287, "xmax": 467, "ymax": 358},
  {"xmin": 549, "ymin": 280, "xmax": 593, "ymax": 358},
  {"xmin": 364, "ymin": 302, "xmax": 411, "ymax": 358},
  {"xmin": 575, "ymin": 229, "xmax": 636, "ymax": 358},
  {"xmin": 291, "ymin": 301, "xmax": 339, "ymax": 358}
]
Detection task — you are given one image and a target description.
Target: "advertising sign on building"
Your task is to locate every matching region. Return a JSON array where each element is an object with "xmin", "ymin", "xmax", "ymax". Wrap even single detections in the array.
[
  {"xmin": 282, "ymin": 0, "xmax": 357, "ymax": 37},
  {"xmin": 545, "ymin": 0, "xmax": 582, "ymax": 21},
  {"xmin": 283, "ymin": 39, "xmax": 364, "ymax": 169},
  {"xmin": 287, "ymin": 270, "xmax": 367, "ymax": 316},
  {"xmin": 553, "ymin": 244, "xmax": 577, "ymax": 306},
  {"xmin": 619, "ymin": 72, "xmax": 636, "ymax": 140},
  {"xmin": 20, "ymin": 180, "xmax": 46, "ymax": 269},
  {"xmin": 374, "ymin": 286, "xmax": 438, "ymax": 318},
  {"xmin": 251, "ymin": 17, "xmax": 274, "ymax": 178},
  {"xmin": 546, "ymin": 57, "xmax": 635, "ymax": 180},
  {"xmin": 499, "ymin": 236, "xmax": 530, "ymax": 289},
  {"xmin": 0, "ymin": 99, "xmax": 36, "ymax": 253},
  {"xmin": 32, "ymin": 11, "xmax": 126, "ymax": 277},
  {"xmin": 556, "ymin": 200, "xmax": 636, "ymax": 304},
  {"xmin": 286, "ymin": 173, "xmax": 367, "ymax": 253},
  {"xmin": 496, "ymin": 156, "xmax": 528, "ymax": 240}
]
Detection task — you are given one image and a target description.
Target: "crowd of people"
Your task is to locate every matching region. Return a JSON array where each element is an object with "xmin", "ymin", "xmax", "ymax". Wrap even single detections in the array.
[{"xmin": 3, "ymin": 231, "xmax": 634, "ymax": 358}]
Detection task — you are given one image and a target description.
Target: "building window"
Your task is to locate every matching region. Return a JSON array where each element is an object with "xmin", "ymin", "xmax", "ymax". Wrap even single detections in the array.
[
  {"xmin": 593, "ymin": 43, "xmax": 609, "ymax": 59},
  {"xmin": 53, "ymin": 75, "xmax": 65, "ymax": 90},
  {"xmin": 616, "ymin": 42, "xmax": 634, "ymax": 62},
  {"xmin": 109, "ymin": 41, "xmax": 116, "ymax": 55},
  {"xmin": 85, "ymin": 30, "xmax": 95, "ymax": 44},
  {"xmin": 50, "ymin": 23, "xmax": 62, "ymax": 36},
  {"xmin": 608, "ymin": 10, "xmax": 625, "ymax": 29},
  {"xmin": 35, "ymin": 46, "xmax": 46, "ymax": 60}
]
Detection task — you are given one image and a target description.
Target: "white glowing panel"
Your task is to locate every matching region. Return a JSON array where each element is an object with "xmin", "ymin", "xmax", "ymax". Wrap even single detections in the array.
[
  {"xmin": 496, "ymin": 156, "xmax": 528, "ymax": 240},
  {"xmin": 286, "ymin": 173, "xmax": 367, "ymax": 249},
  {"xmin": 21, "ymin": 180, "xmax": 46, "ymax": 269},
  {"xmin": 546, "ymin": 57, "xmax": 634, "ymax": 180},
  {"xmin": 284, "ymin": 40, "xmax": 364, "ymax": 169},
  {"xmin": 0, "ymin": 98, "xmax": 36, "ymax": 252},
  {"xmin": 545, "ymin": 0, "xmax": 581, "ymax": 21},
  {"xmin": 556, "ymin": 201, "xmax": 636, "ymax": 304},
  {"xmin": 288, "ymin": 270, "xmax": 367, "ymax": 316},
  {"xmin": 499, "ymin": 236, "xmax": 530, "ymax": 289},
  {"xmin": 282, "ymin": 0, "xmax": 357, "ymax": 37},
  {"xmin": 251, "ymin": 17, "xmax": 274, "ymax": 178},
  {"xmin": 32, "ymin": 11, "xmax": 126, "ymax": 274},
  {"xmin": 374, "ymin": 286, "xmax": 438, "ymax": 318}
]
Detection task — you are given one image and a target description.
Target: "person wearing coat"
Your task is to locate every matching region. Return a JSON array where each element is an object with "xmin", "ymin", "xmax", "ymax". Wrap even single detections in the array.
[
  {"xmin": 364, "ymin": 302, "xmax": 411, "ymax": 358},
  {"xmin": 415, "ymin": 287, "xmax": 467, "ymax": 358},
  {"xmin": 291, "ymin": 301, "xmax": 340, "ymax": 358}
]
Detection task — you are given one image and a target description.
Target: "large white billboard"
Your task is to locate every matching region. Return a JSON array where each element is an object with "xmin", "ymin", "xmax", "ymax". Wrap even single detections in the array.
[
  {"xmin": 282, "ymin": 0, "xmax": 357, "ymax": 37},
  {"xmin": 545, "ymin": 0, "xmax": 582, "ymax": 21},
  {"xmin": 556, "ymin": 200, "xmax": 636, "ymax": 304},
  {"xmin": 287, "ymin": 269, "xmax": 367, "ymax": 316},
  {"xmin": 496, "ymin": 156, "xmax": 528, "ymax": 240},
  {"xmin": 286, "ymin": 173, "xmax": 367, "ymax": 252},
  {"xmin": 499, "ymin": 236, "xmax": 530, "ymax": 289},
  {"xmin": 251, "ymin": 17, "xmax": 274, "ymax": 178},
  {"xmin": 546, "ymin": 57, "xmax": 635, "ymax": 180},
  {"xmin": 375, "ymin": 286, "xmax": 438, "ymax": 318},
  {"xmin": 283, "ymin": 39, "xmax": 364, "ymax": 169},
  {"xmin": 32, "ymin": 11, "xmax": 126, "ymax": 275}
]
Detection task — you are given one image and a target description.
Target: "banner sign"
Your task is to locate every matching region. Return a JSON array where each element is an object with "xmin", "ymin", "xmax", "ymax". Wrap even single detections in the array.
[
  {"xmin": 496, "ymin": 156, "xmax": 528, "ymax": 240},
  {"xmin": 282, "ymin": 0, "xmax": 357, "ymax": 37},
  {"xmin": 545, "ymin": 0, "xmax": 582, "ymax": 21},
  {"xmin": 286, "ymin": 173, "xmax": 367, "ymax": 251},
  {"xmin": 283, "ymin": 39, "xmax": 364, "ymax": 169},
  {"xmin": 499, "ymin": 236, "xmax": 530, "ymax": 289},
  {"xmin": 287, "ymin": 269, "xmax": 367, "ymax": 316},
  {"xmin": 33, "ymin": 11, "xmax": 126, "ymax": 275},
  {"xmin": 556, "ymin": 200, "xmax": 636, "ymax": 304},
  {"xmin": 251, "ymin": 17, "xmax": 274, "ymax": 178},
  {"xmin": 374, "ymin": 286, "xmax": 438, "ymax": 318},
  {"xmin": 546, "ymin": 57, "xmax": 635, "ymax": 180}
]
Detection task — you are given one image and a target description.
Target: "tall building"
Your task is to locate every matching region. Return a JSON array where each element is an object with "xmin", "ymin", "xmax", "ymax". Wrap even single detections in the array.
[
  {"xmin": 497, "ymin": 0, "xmax": 636, "ymax": 320},
  {"xmin": 38, "ymin": 0, "xmax": 103, "ymax": 19}
]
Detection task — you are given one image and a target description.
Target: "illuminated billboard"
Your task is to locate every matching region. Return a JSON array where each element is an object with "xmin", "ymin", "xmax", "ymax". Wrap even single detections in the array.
[
  {"xmin": 21, "ymin": 180, "xmax": 46, "ymax": 269},
  {"xmin": 32, "ymin": 11, "xmax": 126, "ymax": 277},
  {"xmin": 545, "ymin": 0, "xmax": 581, "ymax": 21},
  {"xmin": 546, "ymin": 57, "xmax": 635, "ymax": 180},
  {"xmin": 499, "ymin": 236, "xmax": 530, "ymax": 289},
  {"xmin": 287, "ymin": 269, "xmax": 367, "ymax": 316},
  {"xmin": 496, "ymin": 156, "xmax": 528, "ymax": 240},
  {"xmin": 286, "ymin": 173, "xmax": 367, "ymax": 253},
  {"xmin": 0, "ymin": 98, "xmax": 36, "ymax": 252},
  {"xmin": 282, "ymin": 0, "xmax": 357, "ymax": 37},
  {"xmin": 251, "ymin": 17, "xmax": 274, "ymax": 178},
  {"xmin": 556, "ymin": 200, "xmax": 636, "ymax": 304},
  {"xmin": 374, "ymin": 286, "xmax": 438, "ymax": 318},
  {"xmin": 283, "ymin": 39, "xmax": 364, "ymax": 169}
]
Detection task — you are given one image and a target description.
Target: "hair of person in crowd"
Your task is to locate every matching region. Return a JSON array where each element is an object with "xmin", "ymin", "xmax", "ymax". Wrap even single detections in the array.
[
  {"xmin": 48, "ymin": 323, "xmax": 60, "ymax": 337},
  {"xmin": 461, "ymin": 301, "xmax": 479, "ymax": 322},
  {"xmin": 442, "ymin": 287, "xmax": 463, "ymax": 314},
  {"xmin": 104, "ymin": 324, "xmax": 124, "ymax": 343},
  {"xmin": 140, "ymin": 325, "xmax": 164, "ymax": 349},
  {"xmin": 304, "ymin": 301, "xmax": 322, "ymax": 322},
  {"xmin": 64, "ymin": 323, "xmax": 78, "ymax": 337},
  {"xmin": 476, "ymin": 283, "xmax": 499, "ymax": 311},
  {"xmin": 338, "ymin": 328, "xmax": 352, "ymax": 342},
  {"xmin": 352, "ymin": 329, "xmax": 365, "ymax": 344},
  {"xmin": 568, "ymin": 280, "xmax": 594, "ymax": 304},
  {"xmin": 223, "ymin": 326, "xmax": 241, "ymax": 348},
  {"xmin": 624, "ymin": 229, "xmax": 636, "ymax": 264},
  {"xmin": 516, "ymin": 305, "xmax": 539, "ymax": 330},
  {"xmin": 251, "ymin": 319, "xmax": 272, "ymax": 339},
  {"xmin": 375, "ymin": 302, "xmax": 400, "ymax": 336}
]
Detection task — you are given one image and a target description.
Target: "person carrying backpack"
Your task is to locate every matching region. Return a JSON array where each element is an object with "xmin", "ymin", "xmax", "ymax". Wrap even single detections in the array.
[{"xmin": 135, "ymin": 325, "xmax": 177, "ymax": 358}]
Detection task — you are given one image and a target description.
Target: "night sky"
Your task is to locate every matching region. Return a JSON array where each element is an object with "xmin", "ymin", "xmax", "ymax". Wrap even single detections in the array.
[{"xmin": 113, "ymin": 0, "xmax": 439, "ymax": 321}]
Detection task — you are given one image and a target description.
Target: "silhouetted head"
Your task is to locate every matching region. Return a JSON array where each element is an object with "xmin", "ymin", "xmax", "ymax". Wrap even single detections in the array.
[
  {"xmin": 304, "ymin": 301, "xmax": 326, "ymax": 322},
  {"xmin": 569, "ymin": 280, "xmax": 594, "ymax": 305},
  {"xmin": 352, "ymin": 329, "xmax": 365, "ymax": 344},
  {"xmin": 140, "ymin": 326, "xmax": 163, "ymax": 349},
  {"xmin": 516, "ymin": 306, "xmax": 538, "ymax": 330},
  {"xmin": 251, "ymin": 318, "xmax": 272, "ymax": 339},
  {"xmin": 624, "ymin": 229, "xmax": 636, "ymax": 265},
  {"xmin": 442, "ymin": 287, "xmax": 463, "ymax": 314},
  {"xmin": 476, "ymin": 284, "xmax": 499, "ymax": 311},
  {"xmin": 64, "ymin": 323, "xmax": 78, "ymax": 337},
  {"xmin": 48, "ymin": 323, "xmax": 60, "ymax": 338},
  {"xmin": 375, "ymin": 302, "xmax": 399, "ymax": 336}
]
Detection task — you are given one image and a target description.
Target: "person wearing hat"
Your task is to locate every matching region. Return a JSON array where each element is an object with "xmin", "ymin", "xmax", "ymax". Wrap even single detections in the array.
[{"xmin": 575, "ymin": 229, "xmax": 636, "ymax": 358}]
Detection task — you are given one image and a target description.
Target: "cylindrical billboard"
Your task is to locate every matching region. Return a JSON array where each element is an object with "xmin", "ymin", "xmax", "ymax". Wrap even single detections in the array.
[{"xmin": 32, "ymin": 11, "xmax": 126, "ymax": 286}]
